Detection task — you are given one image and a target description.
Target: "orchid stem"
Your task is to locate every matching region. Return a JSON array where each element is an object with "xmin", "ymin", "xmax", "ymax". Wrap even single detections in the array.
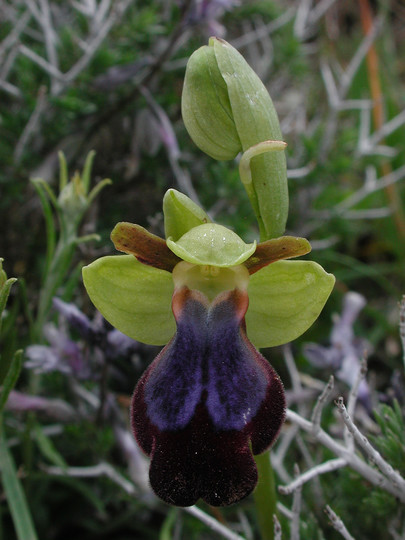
[
  {"xmin": 253, "ymin": 214, "xmax": 281, "ymax": 540},
  {"xmin": 254, "ymin": 451, "xmax": 276, "ymax": 540}
]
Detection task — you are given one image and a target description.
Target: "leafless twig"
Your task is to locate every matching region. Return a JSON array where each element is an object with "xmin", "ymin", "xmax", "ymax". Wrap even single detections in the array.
[
  {"xmin": 184, "ymin": 506, "xmax": 246, "ymax": 540},
  {"xmin": 335, "ymin": 397, "xmax": 405, "ymax": 495},
  {"xmin": 325, "ymin": 505, "xmax": 356, "ymax": 540},
  {"xmin": 14, "ymin": 85, "xmax": 48, "ymax": 162}
]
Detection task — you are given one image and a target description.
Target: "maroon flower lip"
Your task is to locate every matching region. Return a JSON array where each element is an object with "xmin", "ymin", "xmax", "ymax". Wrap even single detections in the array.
[{"xmin": 131, "ymin": 286, "xmax": 286, "ymax": 507}]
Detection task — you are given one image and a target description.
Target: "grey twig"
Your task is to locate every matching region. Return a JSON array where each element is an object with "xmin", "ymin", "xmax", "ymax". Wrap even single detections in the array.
[
  {"xmin": 311, "ymin": 375, "xmax": 334, "ymax": 434},
  {"xmin": 335, "ymin": 397, "xmax": 405, "ymax": 496},
  {"xmin": 400, "ymin": 296, "xmax": 405, "ymax": 371},
  {"xmin": 44, "ymin": 462, "xmax": 137, "ymax": 495},
  {"xmin": 290, "ymin": 464, "xmax": 302, "ymax": 540},
  {"xmin": 184, "ymin": 506, "xmax": 246, "ymax": 540},
  {"xmin": 325, "ymin": 505, "xmax": 356, "ymax": 540},
  {"xmin": 286, "ymin": 408, "xmax": 405, "ymax": 503},
  {"xmin": 14, "ymin": 85, "xmax": 48, "ymax": 162},
  {"xmin": 274, "ymin": 514, "xmax": 282, "ymax": 540},
  {"xmin": 61, "ymin": 0, "xmax": 132, "ymax": 93},
  {"xmin": 279, "ymin": 457, "xmax": 346, "ymax": 495}
]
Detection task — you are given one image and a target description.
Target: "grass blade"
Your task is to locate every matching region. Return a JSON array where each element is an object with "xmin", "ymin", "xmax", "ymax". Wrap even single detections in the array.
[{"xmin": 0, "ymin": 428, "xmax": 38, "ymax": 540}]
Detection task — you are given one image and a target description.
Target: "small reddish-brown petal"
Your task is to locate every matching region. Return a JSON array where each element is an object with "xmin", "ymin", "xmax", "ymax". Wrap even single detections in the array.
[
  {"xmin": 244, "ymin": 236, "xmax": 311, "ymax": 275},
  {"xmin": 111, "ymin": 222, "xmax": 181, "ymax": 271}
]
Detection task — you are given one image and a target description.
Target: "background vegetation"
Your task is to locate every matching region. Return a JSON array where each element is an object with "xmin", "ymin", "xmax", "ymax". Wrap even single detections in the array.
[{"xmin": 0, "ymin": 0, "xmax": 404, "ymax": 538}]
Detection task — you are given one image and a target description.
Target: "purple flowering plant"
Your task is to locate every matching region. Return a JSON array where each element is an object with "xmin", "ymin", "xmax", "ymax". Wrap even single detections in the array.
[{"xmin": 83, "ymin": 38, "xmax": 335, "ymax": 508}]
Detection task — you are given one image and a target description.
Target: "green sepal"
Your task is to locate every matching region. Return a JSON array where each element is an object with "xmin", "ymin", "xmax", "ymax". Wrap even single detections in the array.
[
  {"xmin": 246, "ymin": 260, "xmax": 335, "ymax": 348},
  {"xmin": 163, "ymin": 189, "xmax": 211, "ymax": 241},
  {"xmin": 82, "ymin": 255, "xmax": 175, "ymax": 346},
  {"xmin": 167, "ymin": 223, "xmax": 256, "ymax": 267}
]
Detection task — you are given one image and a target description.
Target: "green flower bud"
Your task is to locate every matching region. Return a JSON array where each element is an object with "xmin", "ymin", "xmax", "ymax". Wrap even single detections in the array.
[{"xmin": 182, "ymin": 37, "xmax": 288, "ymax": 241}]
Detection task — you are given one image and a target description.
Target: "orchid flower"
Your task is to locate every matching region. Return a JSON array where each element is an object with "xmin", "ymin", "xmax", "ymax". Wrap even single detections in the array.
[{"xmin": 82, "ymin": 189, "xmax": 334, "ymax": 506}]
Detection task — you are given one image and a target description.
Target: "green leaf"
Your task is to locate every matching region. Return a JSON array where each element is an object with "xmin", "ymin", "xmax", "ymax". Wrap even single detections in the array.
[
  {"xmin": 0, "ymin": 350, "xmax": 22, "ymax": 413},
  {"xmin": 163, "ymin": 189, "xmax": 211, "ymax": 241},
  {"xmin": 167, "ymin": 223, "xmax": 256, "ymax": 267},
  {"xmin": 0, "ymin": 259, "xmax": 17, "ymax": 335},
  {"xmin": 34, "ymin": 424, "xmax": 67, "ymax": 469},
  {"xmin": 82, "ymin": 255, "xmax": 175, "ymax": 346},
  {"xmin": 0, "ymin": 429, "xmax": 38, "ymax": 540},
  {"xmin": 246, "ymin": 260, "xmax": 335, "ymax": 348}
]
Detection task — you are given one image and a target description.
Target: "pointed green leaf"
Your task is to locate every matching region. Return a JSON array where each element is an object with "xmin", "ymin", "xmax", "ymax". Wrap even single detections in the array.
[
  {"xmin": 0, "ymin": 430, "xmax": 38, "ymax": 540},
  {"xmin": 163, "ymin": 189, "xmax": 211, "ymax": 241},
  {"xmin": 82, "ymin": 255, "xmax": 175, "ymax": 346},
  {"xmin": 246, "ymin": 260, "xmax": 335, "ymax": 348},
  {"xmin": 0, "ymin": 259, "xmax": 17, "ymax": 334},
  {"xmin": 167, "ymin": 223, "xmax": 256, "ymax": 267},
  {"xmin": 0, "ymin": 350, "xmax": 22, "ymax": 413}
]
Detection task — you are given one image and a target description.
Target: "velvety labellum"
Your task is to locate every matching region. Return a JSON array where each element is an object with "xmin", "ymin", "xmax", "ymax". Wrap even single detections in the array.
[{"xmin": 131, "ymin": 286, "xmax": 285, "ymax": 506}]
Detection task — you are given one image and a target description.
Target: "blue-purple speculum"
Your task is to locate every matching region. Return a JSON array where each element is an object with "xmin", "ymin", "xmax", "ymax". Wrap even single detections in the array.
[{"xmin": 131, "ymin": 259, "xmax": 285, "ymax": 507}]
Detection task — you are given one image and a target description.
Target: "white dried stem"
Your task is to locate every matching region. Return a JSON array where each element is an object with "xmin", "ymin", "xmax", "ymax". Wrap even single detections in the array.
[
  {"xmin": 92, "ymin": 0, "xmax": 111, "ymax": 31},
  {"xmin": 0, "ymin": 44, "xmax": 20, "ymax": 81},
  {"xmin": 0, "ymin": 78, "xmax": 21, "ymax": 97},
  {"xmin": 347, "ymin": 358, "xmax": 367, "ymax": 417},
  {"xmin": 283, "ymin": 344, "xmax": 302, "ymax": 396},
  {"xmin": 184, "ymin": 506, "xmax": 246, "ymax": 540},
  {"xmin": 344, "ymin": 358, "xmax": 368, "ymax": 450},
  {"xmin": 335, "ymin": 164, "xmax": 405, "ymax": 212},
  {"xmin": 44, "ymin": 462, "xmax": 137, "ymax": 495},
  {"xmin": 71, "ymin": 0, "xmax": 96, "ymax": 17},
  {"xmin": 237, "ymin": 510, "xmax": 254, "ymax": 540},
  {"xmin": 37, "ymin": 0, "xmax": 59, "ymax": 73},
  {"xmin": 19, "ymin": 44, "xmax": 63, "ymax": 80},
  {"xmin": 325, "ymin": 505, "xmax": 356, "ymax": 540},
  {"xmin": 335, "ymin": 397, "xmax": 405, "ymax": 495},
  {"xmin": 290, "ymin": 464, "xmax": 302, "ymax": 540},
  {"xmin": 277, "ymin": 502, "xmax": 294, "ymax": 521},
  {"xmin": 311, "ymin": 375, "xmax": 334, "ymax": 434},
  {"xmin": 343, "ymin": 208, "xmax": 392, "ymax": 219},
  {"xmin": 0, "ymin": 9, "xmax": 30, "ymax": 58},
  {"xmin": 273, "ymin": 424, "xmax": 299, "ymax": 483},
  {"xmin": 232, "ymin": 8, "xmax": 295, "ymax": 48},
  {"xmin": 308, "ymin": 0, "xmax": 338, "ymax": 25},
  {"xmin": 274, "ymin": 514, "xmax": 282, "ymax": 540},
  {"xmin": 279, "ymin": 458, "xmax": 346, "ymax": 495},
  {"xmin": 294, "ymin": 0, "xmax": 313, "ymax": 39},
  {"xmin": 340, "ymin": 18, "xmax": 382, "ymax": 98},
  {"xmin": 367, "ymin": 109, "xmax": 405, "ymax": 148},
  {"xmin": 287, "ymin": 164, "xmax": 315, "ymax": 179},
  {"xmin": 286, "ymin": 408, "xmax": 405, "ymax": 503},
  {"xmin": 400, "ymin": 296, "xmax": 405, "ymax": 371},
  {"xmin": 14, "ymin": 85, "xmax": 48, "ymax": 162},
  {"xmin": 61, "ymin": 0, "xmax": 131, "ymax": 92}
]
